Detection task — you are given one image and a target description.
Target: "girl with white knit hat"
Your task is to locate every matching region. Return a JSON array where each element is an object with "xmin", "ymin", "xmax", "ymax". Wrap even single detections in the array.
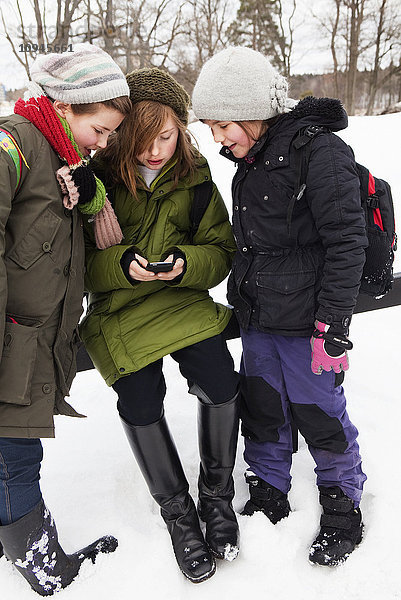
[
  {"xmin": 0, "ymin": 43, "xmax": 130, "ymax": 596},
  {"xmin": 193, "ymin": 46, "xmax": 367, "ymax": 567}
]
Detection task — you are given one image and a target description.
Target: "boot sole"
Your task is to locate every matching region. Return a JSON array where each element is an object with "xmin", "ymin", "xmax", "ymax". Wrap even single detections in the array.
[{"xmin": 179, "ymin": 557, "xmax": 216, "ymax": 583}]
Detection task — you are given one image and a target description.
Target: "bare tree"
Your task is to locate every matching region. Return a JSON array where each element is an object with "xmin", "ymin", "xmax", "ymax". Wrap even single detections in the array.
[
  {"xmin": 311, "ymin": 0, "xmax": 344, "ymax": 98},
  {"xmin": 94, "ymin": 0, "xmax": 116, "ymax": 57},
  {"xmin": 0, "ymin": 0, "xmax": 31, "ymax": 79},
  {"xmin": 52, "ymin": 0, "xmax": 84, "ymax": 47},
  {"xmin": 330, "ymin": 0, "xmax": 342, "ymax": 97},
  {"xmin": 0, "ymin": 0, "xmax": 86, "ymax": 79},
  {"xmin": 0, "ymin": 0, "xmax": 188, "ymax": 82},
  {"xmin": 89, "ymin": 0, "xmax": 187, "ymax": 71},
  {"xmin": 343, "ymin": 0, "xmax": 367, "ymax": 114},
  {"xmin": 365, "ymin": 0, "xmax": 401, "ymax": 113},
  {"xmin": 186, "ymin": 0, "xmax": 230, "ymax": 70},
  {"xmin": 312, "ymin": 0, "xmax": 400, "ymax": 113},
  {"xmin": 276, "ymin": 0, "xmax": 297, "ymax": 77}
]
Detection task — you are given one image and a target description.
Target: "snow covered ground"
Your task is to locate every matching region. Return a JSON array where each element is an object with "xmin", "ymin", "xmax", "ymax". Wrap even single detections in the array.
[{"xmin": 1, "ymin": 113, "xmax": 400, "ymax": 600}]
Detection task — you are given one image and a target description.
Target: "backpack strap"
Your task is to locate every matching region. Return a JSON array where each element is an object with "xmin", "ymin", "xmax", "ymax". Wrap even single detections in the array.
[
  {"xmin": 189, "ymin": 178, "xmax": 213, "ymax": 243},
  {"xmin": 287, "ymin": 125, "xmax": 328, "ymax": 241},
  {"xmin": 0, "ymin": 127, "xmax": 30, "ymax": 193}
]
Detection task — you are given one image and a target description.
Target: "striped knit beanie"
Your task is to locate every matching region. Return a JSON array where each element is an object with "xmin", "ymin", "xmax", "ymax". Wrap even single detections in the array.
[
  {"xmin": 126, "ymin": 67, "xmax": 190, "ymax": 125},
  {"xmin": 30, "ymin": 43, "xmax": 129, "ymax": 104}
]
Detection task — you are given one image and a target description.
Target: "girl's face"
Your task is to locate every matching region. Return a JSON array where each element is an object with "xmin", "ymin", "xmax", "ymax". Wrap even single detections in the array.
[
  {"xmin": 204, "ymin": 120, "xmax": 265, "ymax": 158},
  {"xmin": 54, "ymin": 102, "xmax": 125, "ymax": 156},
  {"xmin": 137, "ymin": 115, "xmax": 179, "ymax": 170}
]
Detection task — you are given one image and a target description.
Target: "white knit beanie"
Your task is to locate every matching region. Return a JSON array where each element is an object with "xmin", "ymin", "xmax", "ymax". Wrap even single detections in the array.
[
  {"xmin": 30, "ymin": 43, "xmax": 129, "ymax": 104},
  {"xmin": 192, "ymin": 46, "xmax": 288, "ymax": 121}
]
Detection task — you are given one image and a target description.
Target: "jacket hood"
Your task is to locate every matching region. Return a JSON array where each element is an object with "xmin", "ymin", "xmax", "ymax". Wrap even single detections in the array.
[{"xmin": 286, "ymin": 96, "xmax": 348, "ymax": 131}]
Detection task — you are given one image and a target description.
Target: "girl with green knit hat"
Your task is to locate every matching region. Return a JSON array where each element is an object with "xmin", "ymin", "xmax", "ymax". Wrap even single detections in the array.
[
  {"xmin": 80, "ymin": 67, "xmax": 240, "ymax": 583},
  {"xmin": 0, "ymin": 43, "xmax": 131, "ymax": 596}
]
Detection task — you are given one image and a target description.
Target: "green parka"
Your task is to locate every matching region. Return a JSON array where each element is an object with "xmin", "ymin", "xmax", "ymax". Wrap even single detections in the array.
[
  {"xmin": 80, "ymin": 156, "xmax": 236, "ymax": 386},
  {"xmin": 0, "ymin": 115, "xmax": 86, "ymax": 438}
]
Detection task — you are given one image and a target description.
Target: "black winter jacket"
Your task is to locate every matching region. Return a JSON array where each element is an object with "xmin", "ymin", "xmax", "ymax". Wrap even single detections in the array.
[{"xmin": 224, "ymin": 97, "xmax": 368, "ymax": 336}]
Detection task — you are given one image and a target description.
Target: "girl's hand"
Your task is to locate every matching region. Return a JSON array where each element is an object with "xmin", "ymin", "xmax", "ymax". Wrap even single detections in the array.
[
  {"xmin": 156, "ymin": 254, "xmax": 185, "ymax": 281},
  {"xmin": 128, "ymin": 254, "xmax": 184, "ymax": 281},
  {"xmin": 128, "ymin": 254, "xmax": 156, "ymax": 281}
]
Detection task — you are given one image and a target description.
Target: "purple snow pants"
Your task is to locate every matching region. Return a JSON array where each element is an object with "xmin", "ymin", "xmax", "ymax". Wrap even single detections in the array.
[{"xmin": 240, "ymin": 327, "xmax": 366, "ymax": 505}]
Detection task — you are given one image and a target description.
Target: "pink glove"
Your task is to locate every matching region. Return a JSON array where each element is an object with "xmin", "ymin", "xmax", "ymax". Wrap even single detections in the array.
[{"xmin": 310, "ymin": 320, "xmax": 353, "ymax": 375}]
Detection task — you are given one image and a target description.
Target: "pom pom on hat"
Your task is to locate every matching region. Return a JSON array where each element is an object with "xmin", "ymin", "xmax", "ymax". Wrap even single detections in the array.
[
  {"xmin": 126, "ymin": 67, "xmax": 190, "ymax": 125},
  {"xmin": 192, "ymin": 46, "xmax": 288, "ymax": 121},
  {"xmin": 31, "ymin": 43, "xmax": 129, "ymax": 104}
]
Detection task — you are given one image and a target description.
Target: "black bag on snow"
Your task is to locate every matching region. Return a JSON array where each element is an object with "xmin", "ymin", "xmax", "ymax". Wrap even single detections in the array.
[{"xmin": 290, "ymin": 125, "xmax": 397, "ymax": 299}]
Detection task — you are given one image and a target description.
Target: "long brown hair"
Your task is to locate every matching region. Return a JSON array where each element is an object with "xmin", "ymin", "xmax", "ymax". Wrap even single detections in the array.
[{"xmin": 96, "ymin": 100, "xmax": 198, "ymax": 198}]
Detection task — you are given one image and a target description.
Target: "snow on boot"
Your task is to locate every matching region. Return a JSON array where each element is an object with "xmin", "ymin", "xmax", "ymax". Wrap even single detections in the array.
[
  {"xmin": 309, "ymin": 486, "xmax": 363, "ymax": 567},
  {"xmin": 197, "ymin": 395, "xmax": 240, "ymax": 561},
  {"xmin": 0, "ymin": 499, "xmax": 118, "ymax": 596},
  {"xmin": 241, "ymin": 472, "xmax": 290, "ymax": 524},
  {"xmin": 121, "ymin": 414, "xmax": 215, "ymax": 583}
]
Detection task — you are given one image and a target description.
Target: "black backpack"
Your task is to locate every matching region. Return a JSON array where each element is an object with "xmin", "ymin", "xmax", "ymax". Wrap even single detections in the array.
[
  {"xmin": 189, "ymin": 179, "xmax": 213, "ymax": 242},
  {"xmin": 290, "ymin": 125, "xmax": 397, "ymax": 299}
]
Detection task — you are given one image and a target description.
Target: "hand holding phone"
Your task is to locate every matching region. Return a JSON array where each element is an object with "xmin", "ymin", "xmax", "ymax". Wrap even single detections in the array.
[
  {"xmin": 129, "ymin": 253, "xmax": 184, "ymax": 281},
  {"xmin": 145, "ymin": 261, "xmax": 174, "ymax": 273}
]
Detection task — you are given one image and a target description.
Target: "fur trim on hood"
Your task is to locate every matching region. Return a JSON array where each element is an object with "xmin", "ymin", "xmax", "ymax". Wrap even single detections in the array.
[{"xmin": 288, "ymin": 96, "xmax": 348, "ymax": 131}]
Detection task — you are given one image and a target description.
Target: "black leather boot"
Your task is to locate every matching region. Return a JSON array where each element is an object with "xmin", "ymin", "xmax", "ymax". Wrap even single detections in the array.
[
  {"xmin": 241, "ymin": 472, "xmax": 291, "ymax": 524},
  {"xmin": 0, "ymin": 500, "xmax": 117, "ymax": 596},
  {"xmin": 309, "ymin": 486, "xmax": 363, "ymax": 566},
  {"xmin": 197, "ymin": 394, "xmax": 240, "ymax": 561},
  {"xmin": 121, "ymin": 414, "xmax": 215, "ymax": 583}
]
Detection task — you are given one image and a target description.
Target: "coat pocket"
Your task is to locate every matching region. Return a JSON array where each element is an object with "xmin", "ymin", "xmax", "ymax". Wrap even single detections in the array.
[
  {"xmin": 0, "ymin": 321, "xmax": 38, "ymax": 405},
  {"xmin": 256, "ymin": 270, "xmax": 316, "ymax": 329},
  {"xmin": 8, "ymin": 208, "xmax": 62, "ymax": 270}
]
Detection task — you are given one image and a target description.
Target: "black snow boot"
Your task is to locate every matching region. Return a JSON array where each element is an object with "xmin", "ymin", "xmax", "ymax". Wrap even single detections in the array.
[
  {"xmin": 309, "ymin": 486, "xmax": 363, "ymax": 566},
  {"xmin": 0, "ymin": 539, "xmax": 3, "ymax": 558},
  {"xmin": 197, "ymin": 394, "xmax": 240, "ymax": 561},
  {"xmin": 0, "ymin": 500, "xmax": 117, "ymax": 596},
  {"xmin": 241, "ymin": 472, "xmax": 290, "ymax": 524},
  {"xmin": 121, "ymin": 414, "xmax": 215, "ymax": 583}
]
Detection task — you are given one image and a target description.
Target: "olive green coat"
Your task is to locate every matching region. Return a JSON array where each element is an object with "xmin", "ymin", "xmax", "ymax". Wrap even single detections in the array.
[
  {"xmin": 80, "ymin": 157, "xmax": 236, "ymax": 386},
  {"xmin": 0, "ymin": 115, "xmax": 86, "ymax": 438}
]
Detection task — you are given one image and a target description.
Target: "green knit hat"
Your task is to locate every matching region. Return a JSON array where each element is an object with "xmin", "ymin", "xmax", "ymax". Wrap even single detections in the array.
[{"xmin": 126, "ymin": 67, "xmax": 190, "ymax": 125}]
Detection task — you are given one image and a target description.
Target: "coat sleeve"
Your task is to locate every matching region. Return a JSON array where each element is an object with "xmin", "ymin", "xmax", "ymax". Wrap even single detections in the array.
[
  {"xmin": 306, "ymin": 133, "xmax": 368, "ymax": 327},
  {"xmin": 0, "ymin": 140, "xmax": 19, "ymax": 360},
  {"xmin": 83, "ymin": 221, "xmax": 140, "ymax": 292},
  {"xmin": 165, "ymin": 183, "xmax": 236, "ymax": 291}
]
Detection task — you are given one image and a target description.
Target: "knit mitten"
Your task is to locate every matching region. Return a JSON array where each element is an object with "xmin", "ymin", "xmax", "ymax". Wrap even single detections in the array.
[{"xmin": 70, "ymin": 165, "xmax": 97, "ymax": 204}]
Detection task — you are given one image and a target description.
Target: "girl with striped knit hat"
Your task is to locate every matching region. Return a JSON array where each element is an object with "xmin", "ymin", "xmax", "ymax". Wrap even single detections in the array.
[{"xmin": 0, "ymin": 43, "xmax": 130, "ymax": 596}]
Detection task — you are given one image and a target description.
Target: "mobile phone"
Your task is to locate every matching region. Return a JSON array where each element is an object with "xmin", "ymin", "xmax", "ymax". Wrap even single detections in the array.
[{"xmin": 145, "ymin": 261, "xmax": 174, "ymax": 273}]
